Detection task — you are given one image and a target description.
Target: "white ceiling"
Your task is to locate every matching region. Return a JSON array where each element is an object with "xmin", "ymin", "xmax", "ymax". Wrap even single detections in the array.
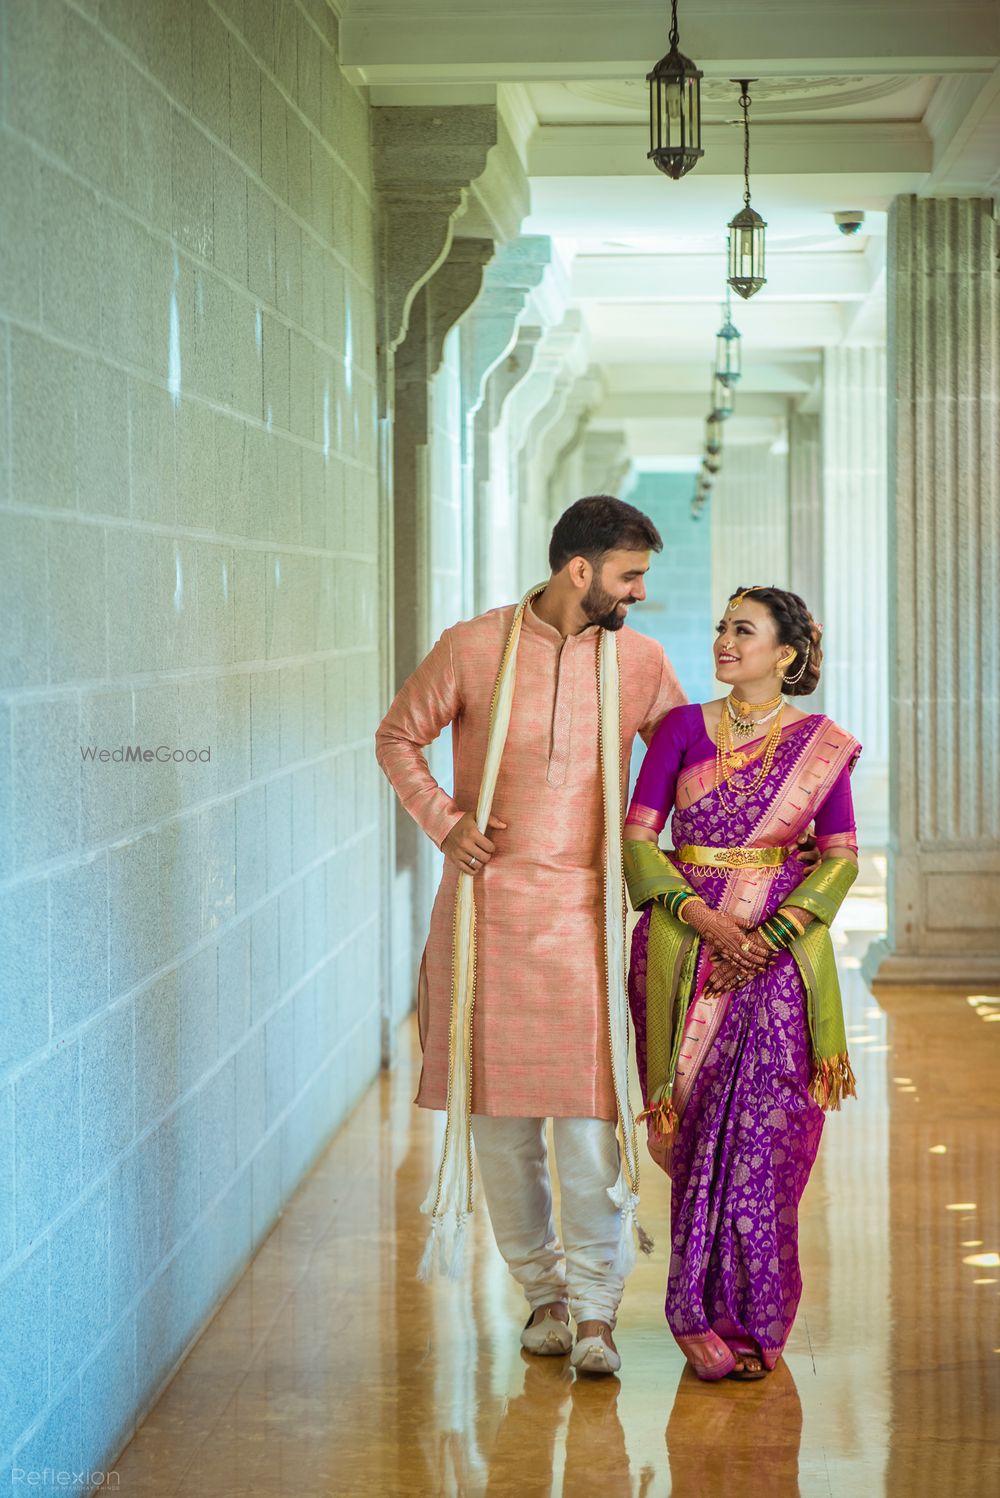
[{"xmin": 343, "ymin": 1, "xmax": 1000, "ymax": 457}]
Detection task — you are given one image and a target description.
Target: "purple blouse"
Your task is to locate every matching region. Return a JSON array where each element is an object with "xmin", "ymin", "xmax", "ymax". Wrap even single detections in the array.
[{"xmin": 627, "ymin": 703, "xmax": 858, "ymax": 848}]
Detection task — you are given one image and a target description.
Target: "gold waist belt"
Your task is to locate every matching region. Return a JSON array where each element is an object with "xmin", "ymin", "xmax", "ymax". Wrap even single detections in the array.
[{"xmin": 675, "ymin": 843, "xmax": 789, "ymax": 869}]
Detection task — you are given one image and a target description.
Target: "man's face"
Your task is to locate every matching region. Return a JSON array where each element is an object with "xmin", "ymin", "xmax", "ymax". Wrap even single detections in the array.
[{"xmin": 580, "ymin": 549, "xmax": 650, "ymax": 630}]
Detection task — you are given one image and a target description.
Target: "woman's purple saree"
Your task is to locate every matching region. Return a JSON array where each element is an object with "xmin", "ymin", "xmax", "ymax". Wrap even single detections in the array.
[{"xmin": 626, "ymin": 707, "xmax": 860, "ymax": 1374}]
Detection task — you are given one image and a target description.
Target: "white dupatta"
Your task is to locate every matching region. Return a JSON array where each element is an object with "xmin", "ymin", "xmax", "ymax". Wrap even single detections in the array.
[{"xmin": 416, "ymin": 583, "xmax": 646, "ymax": 1282}]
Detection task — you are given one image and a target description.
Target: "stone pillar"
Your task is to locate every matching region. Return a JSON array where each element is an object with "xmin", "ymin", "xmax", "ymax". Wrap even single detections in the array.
[
  {"xmin": 821, "ymin": 346, "xmax": 889, "ymax": 844},
  {"xmin": 788, "ymin": 410, "xmax": 824, "ymax": 627},
  {"xmin": 582, "ymin": 429, "xmax": 631, "ymax": 498},
  {"xmin": 391, "ymin": 240, "xmax": 493, "ymax": 688},
  {"xmin": 511, "ymin": 312, "xmax": 591, "ymax": 588},
  {"xmin": 865, "ymin": 196, "xmax": 1000, "ymax": 987},
  {"xmin": 710, "ymin": 443, "xmax": 790, "ymax": 612},
  {"xmin": 373, "ymin": 105, "xmax": 531, "ymax": 1053},
  {"xmin": 474, "ymin": 322, "xmax": 544, "ymax": 607},
  {"xmin": 459, "ymin": 237, "xmax": 552, "ymax": 611},
  {"xmin": 542, "ymin": 369, "xmax": 605, "ymax": 534}
]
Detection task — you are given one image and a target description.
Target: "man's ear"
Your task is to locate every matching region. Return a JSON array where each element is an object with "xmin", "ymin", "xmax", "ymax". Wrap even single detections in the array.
[{"xmin": 566, "ymin": 555, "xmax": 592, "ymax": 592}]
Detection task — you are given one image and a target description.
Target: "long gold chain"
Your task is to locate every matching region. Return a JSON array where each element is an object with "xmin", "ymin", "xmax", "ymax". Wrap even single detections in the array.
[{"xmin": 714, "ymin": 701, "xmax": 784, "ymax": 812}]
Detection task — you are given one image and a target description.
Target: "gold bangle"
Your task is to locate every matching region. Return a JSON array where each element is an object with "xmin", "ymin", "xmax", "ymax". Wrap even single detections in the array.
[
  {"xmin": 677, "ymin": 896, "xmax": 699, "ymax": 925},
  {"xmin": 777, "ymin": 906, "xmax": 807, "ymax": 937}
]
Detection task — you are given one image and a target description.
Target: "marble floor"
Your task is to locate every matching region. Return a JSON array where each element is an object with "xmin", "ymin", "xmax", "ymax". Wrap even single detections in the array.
[{"xmin": 102, "ymin": 883, "xmax": 1000, "ymax": 1496}]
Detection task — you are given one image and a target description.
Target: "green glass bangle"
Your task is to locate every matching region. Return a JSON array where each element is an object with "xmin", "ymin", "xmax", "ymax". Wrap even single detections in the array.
[
  {"xmin": 760, "ymin": 918, "xmax": 791, "ymax": 950},
  {"xmin": 766, "ymin": 916, "xmax": 797, "ymax": 948},
  {"xmin": 776, "ymin": 906, "xmax": 807, "ymax": 937},
  {"xmin": 660, "ymin": 888, "xmax": 697, "ymax": 921},
  {"xmin": 774, "ymin": 912, "xmax": 800, "ymax": 940}
]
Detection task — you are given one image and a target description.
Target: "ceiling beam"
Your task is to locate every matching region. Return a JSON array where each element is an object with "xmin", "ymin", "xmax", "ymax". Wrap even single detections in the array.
[
  {"xmin": 340, "ymin": 2, "xmax": 1000, "ymax": 84},
  {"xmin": 922, "ymin": 65, "xmax": 1000, "ymax": 193},
  {"xmin": 529, "ymin": 122, "xmax": 932, "ymax": 179},
  {"xmin": 602, "ymin": 360, "xmax": 819, "ymax": 395},
  {"xmin": 596, "ymin": 391, "xmax": 791, "ymax": 420},
  {"xmin": 572, "ymin": 251, "xmax": 879, "ymax": 301}
]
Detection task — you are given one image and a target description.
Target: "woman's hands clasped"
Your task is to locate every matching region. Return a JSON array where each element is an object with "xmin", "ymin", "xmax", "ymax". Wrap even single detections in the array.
[{"xmin": 679, "ymin": 898, "xmax": 776, "ymax": 995}]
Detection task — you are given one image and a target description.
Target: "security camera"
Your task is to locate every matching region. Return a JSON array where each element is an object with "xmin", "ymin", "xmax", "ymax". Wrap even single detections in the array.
[{"xmin": 834, "ymin": 210, "xmax": 866, "ymax": 236}]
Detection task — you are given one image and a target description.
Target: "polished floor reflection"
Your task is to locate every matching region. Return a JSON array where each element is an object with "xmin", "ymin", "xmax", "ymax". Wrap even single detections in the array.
[{"xmin": 103, "ymin": 883, "xmax": 1000, "ymax": 1496}]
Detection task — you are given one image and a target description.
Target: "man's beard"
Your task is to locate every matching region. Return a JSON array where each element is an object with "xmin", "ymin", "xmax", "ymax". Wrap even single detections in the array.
[{"xmin": 581, "ymin": 578, "xmax": 629, "ymax": 631}]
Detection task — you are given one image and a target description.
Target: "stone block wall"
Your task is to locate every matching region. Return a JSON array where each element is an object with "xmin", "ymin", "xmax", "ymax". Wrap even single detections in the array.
[{"xmin": 0, "ymin": 0, "xmax": 381, "ymax": 1479}]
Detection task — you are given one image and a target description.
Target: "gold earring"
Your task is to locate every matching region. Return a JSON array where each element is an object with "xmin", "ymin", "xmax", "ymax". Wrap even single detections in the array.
[{"xmin": 781, "ymin": 648, "xmax": 810, "ymax": 686}]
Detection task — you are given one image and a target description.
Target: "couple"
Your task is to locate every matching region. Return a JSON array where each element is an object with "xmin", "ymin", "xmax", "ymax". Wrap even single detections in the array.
[{"xmin": 375, "ymin": 495, "xmax": 860, "ymax": 1382}]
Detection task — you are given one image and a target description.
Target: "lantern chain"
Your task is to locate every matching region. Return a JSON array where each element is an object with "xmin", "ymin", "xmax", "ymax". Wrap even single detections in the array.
[
  {"xmin": 739, "ymin": 81, "xmax": 752, "ymax": 206},
  {"xmin": 669, "ymin": 0, "xmax": 680, "ymax": 49}
]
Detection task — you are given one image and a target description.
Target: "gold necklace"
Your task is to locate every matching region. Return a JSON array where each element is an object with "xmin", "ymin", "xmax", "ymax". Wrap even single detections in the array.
[
  {"xmin": 714, "ymin": 703, "xmax": 784, "ymax": 811},
  {"xmin": 729, "ymin": 690, "xmax": 782, "ymax": 715},
  {"xmin": 726, "ymin": 690, "xmax": 784, "ymax": 743}
]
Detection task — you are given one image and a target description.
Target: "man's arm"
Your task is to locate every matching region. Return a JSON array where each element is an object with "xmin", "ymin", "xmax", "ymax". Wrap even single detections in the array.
[
  {"xmin": 374, "ymin": 628, "xmax": 466, "ymax": 850},
  {"xmin": 638, "ymin": 648, "xmax": 688, "ymax": 746}
]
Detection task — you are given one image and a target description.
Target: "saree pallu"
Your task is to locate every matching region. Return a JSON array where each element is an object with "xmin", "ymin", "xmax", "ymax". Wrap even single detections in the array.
[{"xmin": 627, "ymin": 716, "xmax": 860, "ymax": 1369}]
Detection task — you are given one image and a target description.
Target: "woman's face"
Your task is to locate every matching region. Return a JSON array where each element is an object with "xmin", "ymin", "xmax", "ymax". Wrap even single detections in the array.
[{"xmin": 713, "ymin": 596, "xmax": 790, "ymax": 690}]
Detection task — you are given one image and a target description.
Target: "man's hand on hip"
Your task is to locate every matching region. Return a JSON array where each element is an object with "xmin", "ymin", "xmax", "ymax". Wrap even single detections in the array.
[{"xmin": 441, "ymin": 812, "xmax": 507, "ymax": 875}]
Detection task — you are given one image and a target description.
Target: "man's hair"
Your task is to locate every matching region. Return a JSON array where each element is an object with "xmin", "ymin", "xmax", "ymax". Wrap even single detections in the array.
[{"xmin": 548, "ymin": 495, "xmax": 663, "ymax": 573}]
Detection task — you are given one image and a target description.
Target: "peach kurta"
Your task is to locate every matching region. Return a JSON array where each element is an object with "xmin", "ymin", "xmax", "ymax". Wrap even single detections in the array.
[{"xmin": 375, "ymin": 598, "xmax": 686, "ymax": 1117}]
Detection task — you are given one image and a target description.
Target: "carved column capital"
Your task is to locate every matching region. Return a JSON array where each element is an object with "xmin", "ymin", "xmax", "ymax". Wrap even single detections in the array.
[
  {"xmin": 461, "ymin": 237, "xmax": 553, "ymax": 421},
  {"xmin": 373, "ymin": 106, "xmax": 498, "ymax": 354}
]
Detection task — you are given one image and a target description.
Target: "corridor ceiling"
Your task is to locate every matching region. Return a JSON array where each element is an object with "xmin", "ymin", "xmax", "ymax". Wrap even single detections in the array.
[{"xmin": 341, "ymin": 0, "xmax": 1000, "ymax": 460}]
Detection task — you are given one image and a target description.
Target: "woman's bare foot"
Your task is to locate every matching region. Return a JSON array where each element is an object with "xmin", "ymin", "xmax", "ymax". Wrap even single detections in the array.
[{"xmin": 727, "ymin": 1350, "xmax": 767, "ymax": 1380}]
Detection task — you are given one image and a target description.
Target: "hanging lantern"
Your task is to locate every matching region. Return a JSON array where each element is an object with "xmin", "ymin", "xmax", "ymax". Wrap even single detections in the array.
[
  {"xmin": 714, "ymin": 270, "xmax": 742, "ymax": 386},
  {"xmin": 705, "ymin": 411, "xmax": 723, "ymax": 455},
  {"xmin": 704, "ymin": 453, "xmax": 721, "ymax": 475},
  {"xmin": 712, "ymin": 371, "xmax": 734, "ymax": 418},
  {"xmin": 646, "ymin": 0, "xmax": 703, "ymax": 180},
  {"xmin": 727, "ymin": 81, "xmax": 767, "ymax": 298}
]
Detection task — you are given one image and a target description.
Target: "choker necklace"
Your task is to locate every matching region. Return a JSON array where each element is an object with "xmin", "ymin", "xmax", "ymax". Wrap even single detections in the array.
[{"xmin": 726, "ymin": 691, "xmax": 785, "ymax": 743}]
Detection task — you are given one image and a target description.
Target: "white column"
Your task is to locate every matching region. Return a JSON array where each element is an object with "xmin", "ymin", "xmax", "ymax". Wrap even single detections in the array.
[
  {"xmin": 788, "ymin": 410, "xmax": 823, "ymax": 623},
  {"xmin": 821, "ymin": 346, "xmax": 889, "ymax": 845},
  {"xmin": 866, "ymin": 196, "xmax": 1000, "ymax": 987},
  {"xmin": 459, "ymin": 237, "xmax": 551, "ymax": 611},
  {"xmin": 710, "ymin": 442, "xmax": 790, "ymax": 613},
  {"xmin": 582, "ymin": 429, "xmax": 631, "ymax": 497}
]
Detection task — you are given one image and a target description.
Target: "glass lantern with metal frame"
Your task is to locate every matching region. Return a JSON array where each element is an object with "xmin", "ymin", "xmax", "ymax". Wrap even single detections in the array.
[
  {"xmin": 646, "ymin": 1, "xmax": 703, "ymax": 180},
  {"xmin": 727, "ymin": 81, "xmax": 767, "ymax": 298}
]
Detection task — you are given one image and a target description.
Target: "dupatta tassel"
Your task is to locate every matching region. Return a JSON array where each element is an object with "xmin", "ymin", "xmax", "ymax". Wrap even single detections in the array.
[
  {"xmin": 606, "ymin": 1170, "xmax": 653, "ymax": 1276},
  {"xmin": 809, "ymin": 1052, "xmax": 857, "ymax": 1111},
  {"xmin": 416, "ymin": 1209, "xmax": 471, "ymax": 1283},
  {"xmin": 636, "ymin": 1093, "xmax": 678, "ymax": 1139}
]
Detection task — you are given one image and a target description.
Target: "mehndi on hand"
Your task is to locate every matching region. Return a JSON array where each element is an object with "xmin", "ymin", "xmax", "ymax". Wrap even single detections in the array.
[{"xmin": 680, "ymin": 898, "xmax": 770, "ymax": 977}]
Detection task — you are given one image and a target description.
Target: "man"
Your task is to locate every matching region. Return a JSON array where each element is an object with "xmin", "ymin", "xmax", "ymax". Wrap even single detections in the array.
[{"xmin": 375, "ymin": 495, "xmax": 684, "ymax": 1376}]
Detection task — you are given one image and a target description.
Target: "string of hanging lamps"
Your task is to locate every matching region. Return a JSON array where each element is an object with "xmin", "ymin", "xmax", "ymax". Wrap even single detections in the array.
[
  {"xmin": 693, "ymin": 238, "xmax": 743, "ymax": 517},
  {"xmin": 643, "ymin": 16, "xmax": 765, "ymax": 510}
]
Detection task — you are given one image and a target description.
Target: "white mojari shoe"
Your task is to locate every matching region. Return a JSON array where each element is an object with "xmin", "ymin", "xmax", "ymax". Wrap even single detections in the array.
[
  {"xmin": 570, "ymin": 1334, "xmax": 621, "ymax": 1376},
  {"xmin": 520, "ymin": 1309, "xmax": 573, "ymax": 1356}
]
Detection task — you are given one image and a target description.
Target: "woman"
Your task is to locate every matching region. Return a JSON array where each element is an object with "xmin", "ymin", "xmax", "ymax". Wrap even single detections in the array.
[{"xmin": 623, "ymin": 585, "xmax": 861, "ymax": 1382}]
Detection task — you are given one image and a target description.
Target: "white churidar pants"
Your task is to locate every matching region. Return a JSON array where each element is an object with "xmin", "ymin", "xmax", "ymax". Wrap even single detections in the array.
[{"xmin": 470, "ymin": 1115, "xmax": 625, "ymax": 1326}]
